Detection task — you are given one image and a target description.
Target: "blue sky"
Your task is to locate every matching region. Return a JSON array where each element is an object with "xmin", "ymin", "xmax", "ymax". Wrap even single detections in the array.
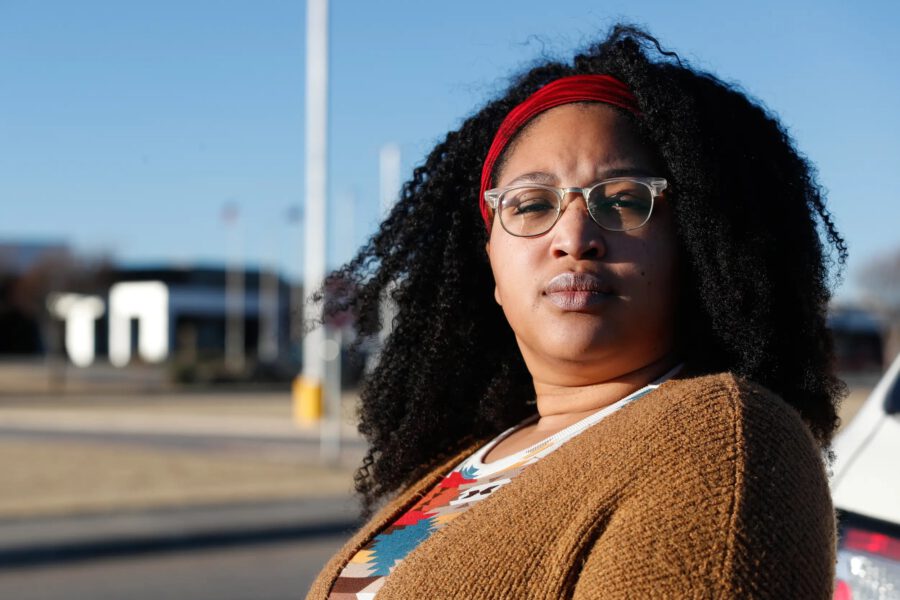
[{"xmin": 2, "ymin": 0, "xmax": 898, "ymax": 300}]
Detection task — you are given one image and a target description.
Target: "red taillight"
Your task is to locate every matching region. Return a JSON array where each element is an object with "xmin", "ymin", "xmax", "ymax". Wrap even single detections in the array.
[
  {"xmin": 833, "ymin": 579, "xmax": 852, "ymax": 600},
  {"xmin": 835, "ymin": 522, "xmax": 900, "ymax": 599},
  {"xmin": 844, "ymin": 528, "xmax": 900, "ymax": 562}
]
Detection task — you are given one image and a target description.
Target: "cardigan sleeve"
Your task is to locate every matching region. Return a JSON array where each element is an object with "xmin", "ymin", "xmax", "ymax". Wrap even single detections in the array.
[{"xmin": 571, "ymin": 378, "xmax": 836, "ymax": 599}]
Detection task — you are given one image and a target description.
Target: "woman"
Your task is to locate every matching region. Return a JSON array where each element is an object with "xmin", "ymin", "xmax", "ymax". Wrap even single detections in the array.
[{"xmin": 309, "ymin": 25, "xmax": 844, "ymax": 599}]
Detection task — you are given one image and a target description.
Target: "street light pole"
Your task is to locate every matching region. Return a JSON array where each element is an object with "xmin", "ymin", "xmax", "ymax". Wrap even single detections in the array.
[
  {"xmin": 258, "ymin": 256, "xmax": 279, "ymax": 365},
  {"xmin": 379, "ymin": 144, "xmax": 401, "ymax": 217},
  {"xmin": 285, "ymin": 205, "xmax": 304, "ymax": 364},
  {"xmin": 378, "ymin": 144, "xmax": 401, "ymax": 348},
  {"xmin": 223, "ymin": 202, "xmax": 245, "ymax": 374},
  {"xmin": 295, "ymin": 0, "xmax": 329, "ymax": 426}
]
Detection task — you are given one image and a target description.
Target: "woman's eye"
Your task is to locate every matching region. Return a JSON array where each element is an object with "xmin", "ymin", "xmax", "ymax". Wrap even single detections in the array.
[
  {"xmin": 609, "ymin": 193, "xmax": 636, "ymax": 205},
  {"xmin": 602, "ymin": 193, "xmax": 643, "ymax": 211},
  {"xmin": 513, "ymin": 200, "xmax": 554, "ymax": 214},
  {"xmin": 506, "ymin": 191, "xmax": 556, "ymax": 215}
]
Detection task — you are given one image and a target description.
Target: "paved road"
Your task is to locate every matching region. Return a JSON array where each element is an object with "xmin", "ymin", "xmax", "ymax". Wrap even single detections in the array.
[
  {"xmin": 0, "ymin": 498, "xmax": 360, "ymax": 599},
  {"xmin": 0, "ymin": 534, "xmax": 348, "ymax": 599}
]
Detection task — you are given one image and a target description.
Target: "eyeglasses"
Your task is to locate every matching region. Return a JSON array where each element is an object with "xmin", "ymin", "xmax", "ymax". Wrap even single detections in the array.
[{"xmin": 483, "ymin": 176, "xmax": 668, "ymax": 237}]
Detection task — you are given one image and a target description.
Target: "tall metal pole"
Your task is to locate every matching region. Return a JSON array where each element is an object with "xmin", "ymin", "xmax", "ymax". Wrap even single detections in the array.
[
  {"xmin": 379, "ymin": 144, "xmax": 401, "ymax": 217},
  {"xmin": 224, "ymin": 203, "xmax": 245, "ymax": 374},
  {"xmin": 321, "ymin": 327, "xmax": 342, "ymax": 464},
  {"xmin": 286, "ymin": 205, "xmax": 303, "ymax": 364},
  {"xmin": 258, "ymin": 261, "xmax": 279, "ymax": 364},
  {"xmin": 378, "ymin": 144, "xmax": 401, "ymax": 348},
  {"xmin": 295, "ymin": 0, "xmax": 328, "ymax": 425}
]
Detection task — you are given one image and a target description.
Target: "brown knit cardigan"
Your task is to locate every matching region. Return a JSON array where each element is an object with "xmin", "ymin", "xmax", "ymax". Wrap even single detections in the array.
[{"xmin": 307, "ymin": 373, "xmax": 836, "ymax": 599}]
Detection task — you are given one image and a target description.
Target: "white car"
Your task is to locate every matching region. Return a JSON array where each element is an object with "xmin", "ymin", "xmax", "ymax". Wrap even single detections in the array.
[{"xmin": 830, "ymin": 352, "xmax": 900, "ymax": 599}]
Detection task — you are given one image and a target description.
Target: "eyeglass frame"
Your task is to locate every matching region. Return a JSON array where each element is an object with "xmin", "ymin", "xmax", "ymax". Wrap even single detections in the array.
[{"xmin": 483, "ymin": 176, "xmax": 668, "ymax": 237}]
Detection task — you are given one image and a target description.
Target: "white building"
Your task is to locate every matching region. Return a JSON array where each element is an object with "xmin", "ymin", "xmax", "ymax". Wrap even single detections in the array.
[{"xmin": 49, "ymin": 266, "xmax": 296, "ymax": 369}]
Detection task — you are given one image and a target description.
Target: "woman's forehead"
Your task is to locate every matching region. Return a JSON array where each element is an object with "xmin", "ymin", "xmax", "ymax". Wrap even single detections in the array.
[{"xmin": 495, "ymin": 104, "xmax": 656, "ymax": 186}]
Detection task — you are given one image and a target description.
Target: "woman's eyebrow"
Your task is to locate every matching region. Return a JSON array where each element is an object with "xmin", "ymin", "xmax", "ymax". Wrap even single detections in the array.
[
  {"xmin": 597, "ymin": 166, "xmax": 656, "ymax": 179},
  {"xmin": 503, "ymin": 166, "xmax": 655, "ymax": 187},
  {"xmin": 503, "ymin": 171, "xmax": 557, "ymax": 186}
]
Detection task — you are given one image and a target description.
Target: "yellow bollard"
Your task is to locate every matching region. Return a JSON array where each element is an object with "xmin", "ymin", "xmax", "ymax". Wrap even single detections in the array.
[{"xmin": 292, "ymin": 376, "xmax": 323, "ymax": 426}]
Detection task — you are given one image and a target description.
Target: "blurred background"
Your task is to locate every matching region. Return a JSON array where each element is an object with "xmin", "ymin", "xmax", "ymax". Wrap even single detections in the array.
[{"xmin": 1, "ymin": 0, "xmax": 899, "ymax": 598}]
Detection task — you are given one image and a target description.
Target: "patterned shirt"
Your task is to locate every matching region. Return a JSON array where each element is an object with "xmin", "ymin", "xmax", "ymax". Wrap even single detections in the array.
[{"xmin": 327, "ymin": 366, "xmax": 681, "ymax": 599}]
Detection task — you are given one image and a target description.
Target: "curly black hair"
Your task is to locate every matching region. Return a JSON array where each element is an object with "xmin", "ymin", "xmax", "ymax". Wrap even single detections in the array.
[{"xmin": 321, "ymin": 24, "xmax": 847, "ymax": 518}]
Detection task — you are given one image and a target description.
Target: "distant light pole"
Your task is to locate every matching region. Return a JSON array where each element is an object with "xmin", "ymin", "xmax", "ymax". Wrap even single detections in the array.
[
  {"xmin": 258, "ymin": 251, "xmax": 280, "ymax": 365},
  {"xmin": 338, "ymin": 188, "xmax": 357, "ymax": 264},
  {"xmin": 295, "ymin": 0, "xmax": 329, "ymax": 426},
  {"xmin": 379, "ymin": 144, "xmax": 401, "ymax": 217},
  {"xmin": 222, "ymin": 202, "xmax": 245, "ymax": 374},
  {"xmin": 378, "ymin": 144, "xmax": 401, "ymax": 348},
  {"xmin": 285, "ymin": 205, "xmax": 304, "ymax": 363}
]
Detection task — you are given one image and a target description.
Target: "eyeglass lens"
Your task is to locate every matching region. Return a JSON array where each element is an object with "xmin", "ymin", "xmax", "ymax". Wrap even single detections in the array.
[{"xmin": 498, "ymin": 180, "xmax": 653, "ymax": 236}]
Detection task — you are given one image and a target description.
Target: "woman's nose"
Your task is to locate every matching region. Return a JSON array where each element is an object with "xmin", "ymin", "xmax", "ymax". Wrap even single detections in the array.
[{"xmin": 549, "ymin": 195, "xmax": 607, "ymax": 259}]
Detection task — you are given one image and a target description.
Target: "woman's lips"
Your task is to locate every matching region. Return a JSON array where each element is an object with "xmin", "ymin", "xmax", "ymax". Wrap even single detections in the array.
[{"xmin": 544, "ymin": 272, "xmax": 614, "ymax": 311}]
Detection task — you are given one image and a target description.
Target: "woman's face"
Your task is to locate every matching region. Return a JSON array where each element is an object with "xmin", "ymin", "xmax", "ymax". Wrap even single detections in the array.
[{"xmin": 486, "ymin": 103, "xmax": 680, "ymax": 386}]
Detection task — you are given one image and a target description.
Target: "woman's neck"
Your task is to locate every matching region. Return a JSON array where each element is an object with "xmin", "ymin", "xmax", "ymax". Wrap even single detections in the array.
[{"xmin": 530, "ymin": 354, "xmax": 681, "ymax": 434}]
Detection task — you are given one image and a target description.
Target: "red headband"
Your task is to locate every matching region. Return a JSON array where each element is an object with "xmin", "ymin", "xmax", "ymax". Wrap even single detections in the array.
[{"xmin": 478, "ymin": 74, "xmax": 640, "ymax": 231}]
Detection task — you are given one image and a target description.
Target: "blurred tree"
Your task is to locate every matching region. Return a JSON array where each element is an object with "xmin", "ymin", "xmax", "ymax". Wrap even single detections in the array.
[{"xmin": 0, "ymin": 245, "xmax": 113, "ymax": 355}]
